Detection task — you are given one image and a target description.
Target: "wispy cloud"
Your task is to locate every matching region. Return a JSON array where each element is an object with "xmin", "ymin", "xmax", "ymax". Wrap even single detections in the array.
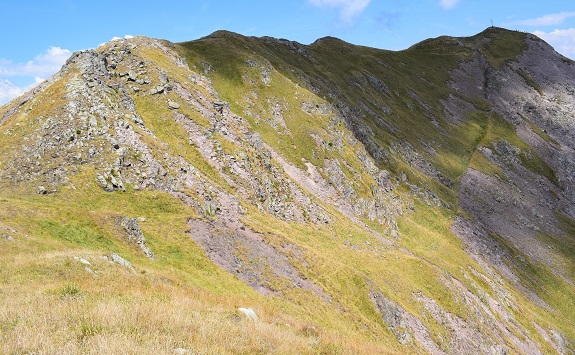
[
  {"xmin": 0, "ymin": 79, "xmax": 24, "ymax": 105},
  {"xmin": 0, "ymin": 46, "xmax": 70, "ymax": 105},
  {"xmin": 99, "ymin": 35, "xmax": 135, "ymax": 47},
  {"xmin": 0, "ymin": 47, "xmax": 71, "ymax": 78},
  {"xmin": 439, "ymin": 0, "xmax": 459, "ymax": 10},
  {"xmin": 113, "ymin": 34, "xmax": 134, "ymax": 41},
  {"xmin": 309, "ymin": 0, "xmax": 371, "ymax": 22},
  {"xmin": 509, "ymin": 12, "xmax": 575, "ymax": 27},
  {"xmin": 533, "ymin": 28, "xmax": 575, "ymax": 59},
  {"xmin": 0, "ymin": 77, "xmax": 43, "ymax": 105}
]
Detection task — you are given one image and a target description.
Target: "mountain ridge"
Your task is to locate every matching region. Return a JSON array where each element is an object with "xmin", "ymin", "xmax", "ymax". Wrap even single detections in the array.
[{"xmin": 1, "ymin": 27, "xmax": 574, "ymax": 354}]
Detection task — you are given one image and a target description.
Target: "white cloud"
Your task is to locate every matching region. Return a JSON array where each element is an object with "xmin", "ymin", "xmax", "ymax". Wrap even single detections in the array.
[
  {"xmin": 511, "ymin": 12, "xmax": 575, "ymax": 27},
  {"xmin": 533, "ymin": 28, "xmax": 575, "ymax": 59},
  {"xmin": 100, "ymin": 35, "xmax": 136, "ymax": 47},
  {"xmin": 0, "ymin": 79, "xmax": 25, "ymax": 105},
  {"xmin": 0, "ymin": 46, "xmax": 68, "ymax": 105},
  {"xmin": 0, "ymin": 77, "xmax": 43, "ymax": 106},
  {"xmin": 112, "ymin": 34, "xmax": 134, "ymax": 41},
  {"xmin": 309, "ymin": 0, "xmax": 371, "ymax": 22},
  {"xmin": 439, "ymin": 0, "xmax": 459, "ymax": 10},
  {"xmin": 0, "ymin": 46, "xmax": 71, "ymax": 78}
]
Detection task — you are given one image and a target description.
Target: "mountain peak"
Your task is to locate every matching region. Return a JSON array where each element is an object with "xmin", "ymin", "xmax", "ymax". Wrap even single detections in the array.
[
  {"xmin": 311, "ymin": 36, "xmax": 347, "ymax": 45},
  {"xmin": 201, "ymin": 29, "xmax": 244, "ymax": 40}
]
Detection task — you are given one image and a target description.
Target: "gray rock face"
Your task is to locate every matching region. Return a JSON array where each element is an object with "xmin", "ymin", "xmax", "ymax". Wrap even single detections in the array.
[
  {"xmin": 96, "ymin": 170, "xmax": 125, "ymax": 192},
  {"xmin": 369, "ymin": 291, "xmax": 421, "ymax": 348},
  {"xmin": 187, "ymin": 217, "xmax": 331, "ymax": 300},
  {"xmin": 119, "ymin": 217, "xmax": 155, "ymax": 260},
  {"xmin": 159, "ymin": 73, "xmax": 169, "ymax": 84},
  {"xmin": 448, "ymin": 33, "xmax": 575, "ymax": 292}
]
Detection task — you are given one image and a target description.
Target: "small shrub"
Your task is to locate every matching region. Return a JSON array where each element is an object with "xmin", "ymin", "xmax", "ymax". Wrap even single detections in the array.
[
  {"xmin": 299, "ymin": 325, "xmax": 320, "ymax": 338},
  {"xmin": 202, "ymin": 203, "xmax": 216, "ymax": 218},
  {"xmin": 59, "ymin": 283, "xmax": 81, "ymax": 297},
  {"xmin": 80, "ymin": 320, "xmax": 102, "ymax": 340}
]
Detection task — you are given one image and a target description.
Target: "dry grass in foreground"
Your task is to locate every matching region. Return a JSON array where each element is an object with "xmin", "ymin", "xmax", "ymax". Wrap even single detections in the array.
[{"xmin": 0, "ymin": 247, "xmax": 396, "ymax": 355}]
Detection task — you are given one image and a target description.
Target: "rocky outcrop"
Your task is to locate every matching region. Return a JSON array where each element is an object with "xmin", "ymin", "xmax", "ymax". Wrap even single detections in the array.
[
  {"xmin": 119, "ymin": 217, "xmax": 154, "ymax": 260},
  {"xmin": 446, "ymin": 31, "xmax": 575, "ymax": 292}
]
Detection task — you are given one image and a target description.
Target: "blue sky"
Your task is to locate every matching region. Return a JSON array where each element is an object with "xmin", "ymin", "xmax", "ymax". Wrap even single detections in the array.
[{"xmin": 1, "ymin": 0, "xmax": 575, "ymax": 104}]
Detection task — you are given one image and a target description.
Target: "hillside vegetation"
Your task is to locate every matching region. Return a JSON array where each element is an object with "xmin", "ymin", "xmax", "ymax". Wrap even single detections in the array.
[{"xmin": 1, "ymin": 27, "xmax": 574, "ymax": 354}]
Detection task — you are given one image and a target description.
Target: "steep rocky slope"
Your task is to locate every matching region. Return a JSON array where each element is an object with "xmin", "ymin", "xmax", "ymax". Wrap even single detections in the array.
[{"xmin": 1, "ymin": 27, "xmax": 574, "ymax": 354}]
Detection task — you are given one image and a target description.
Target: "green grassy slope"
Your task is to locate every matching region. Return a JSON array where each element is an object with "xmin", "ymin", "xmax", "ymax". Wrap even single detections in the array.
[
  {"xmin": 0, "ymin": 27, "xmax": 574, "ymax": 353},
  {"xmin": 178, "ymin": 27, "xmax": 575, "ymax": 351}
]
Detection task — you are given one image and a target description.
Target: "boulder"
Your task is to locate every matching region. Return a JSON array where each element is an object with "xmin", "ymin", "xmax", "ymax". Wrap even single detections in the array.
[
  {"xmin": 249, "ymin": 132, "xmax": 263, "ymax": 151},
  {"xmin": 96, "ymin": 170, "xmax": 125, "ymax": 192},
  {"xmin": 73, "ymin": 256, "xmax": 91, "ymax": 265},
  {"xmin": 131, "ymin": 115, "xmax": 145, "ymax": 125},
  {"xmin": 213, "ymin": 100, "xmax": 227, "ymax": 114},
  {"xmin": 168, "ymin": 100, "xmax": 180, "ymax": 110},
  {"xmin": 109, "ymin": 253, "xmax": 135, "ymax": 271},
  {"xmin": 128, "ymin": 70, "xmax": 138, "ymax": 81},
  {"xmin": 150, "ymin": 85, "xmax": 164, "ymax": 95},
  {"xmin": 238, "ymin": 307, "xmax": 258, "ymax": 320}
]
